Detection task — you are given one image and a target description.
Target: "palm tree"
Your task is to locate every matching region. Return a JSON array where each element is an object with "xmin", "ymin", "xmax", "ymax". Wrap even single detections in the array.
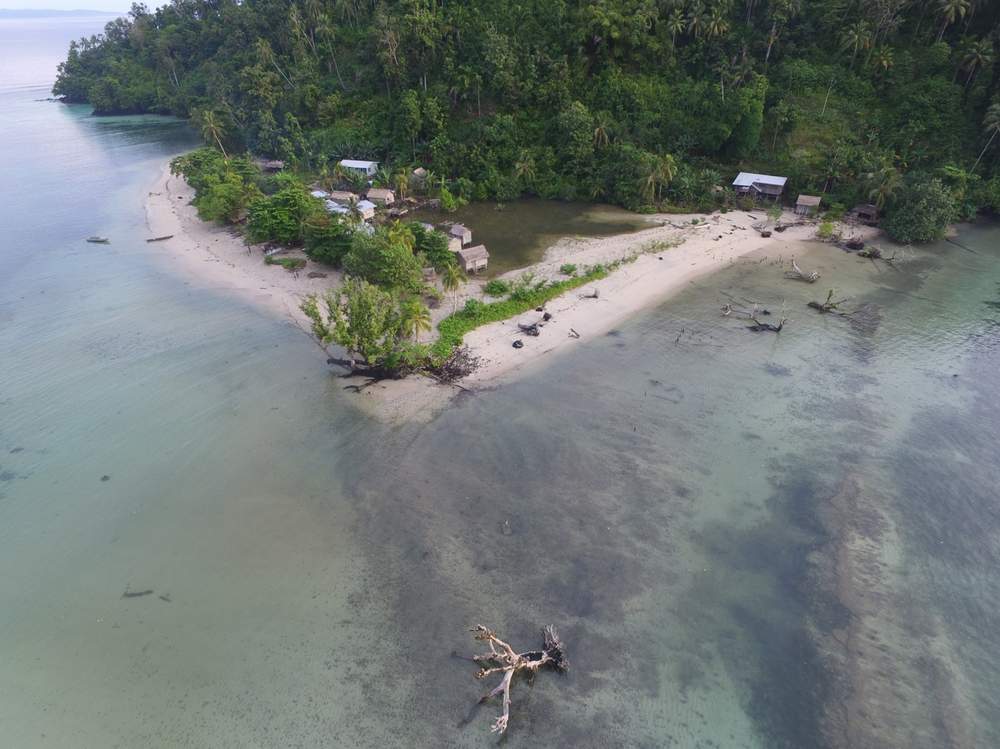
[
  {"xmin": 514, "ymin": 150, "xmax": 536, "ymax": 185},
  {"xmin": 867, "ymin": 163, "xmax": 901, "ymax": 210},
  {"xmin": 667, "ymin": 8, "xmax": 686, "ymax": 47},
  {"xmin": 374, "ymin": 166, "xmax": 393, "ymax": 188},
  {"xmin": 840, "ymin": 21, "xmax": 872, "ymax": 68},
  {"xmin": 398, "ymin": 298, "xmax": 432, "ymax": 342},
  {"xmin": 393, "ymin": 170, "xmax": 410, "ymax": 199},
  {"xmin": 654, "ymin": 155, "xmax": 677, "ymax": 202},
  {"xmin": 937, "ymin": 0, "xmax": 971, "ymax": 42},
  {"xmin": 386, "ymin": 220, "xmax": 416, "ymax": 252},
  {"xmin": 705, "ymin": 8, "xmax": 730, "ymax": 40},
  {"xmin": 872, "ymin": 47, "xmax": 894, "ymax": 73},
  {"xmin": 593, "ymin": 112, "xmax": 613, "ymax": 149},
  {"xmin": 972, "ymin": 103, "xmax": 1000, "ymax": 172},
  {"xmin": 960, "ymin": 39, "xmax": 993, "ymax": 88},
  {"xmin": 197, "ymin": 109, "xmax": 228, "ymax": 158},
  {"xmin": 687, "ymin": 2, "xmax": 705, "ymax": 39},
  {"xmin": 441, "ymin": 263, "xmax": 466, "ymax": 313}
]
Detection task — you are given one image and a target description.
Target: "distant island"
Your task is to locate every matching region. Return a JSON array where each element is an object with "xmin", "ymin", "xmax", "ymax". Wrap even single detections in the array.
[{"xmin": 0, "ymin": 9, "xmax": 122, "ymax": 17}]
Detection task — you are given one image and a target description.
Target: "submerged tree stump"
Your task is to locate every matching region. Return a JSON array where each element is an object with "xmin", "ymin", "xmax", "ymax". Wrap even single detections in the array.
[{"xmin": 469, "ymin": 625, "xmax": 568, "ymax": 735}]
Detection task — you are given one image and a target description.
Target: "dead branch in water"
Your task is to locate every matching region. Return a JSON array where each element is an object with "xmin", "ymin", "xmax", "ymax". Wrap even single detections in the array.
[
  {"xmin": 721, "ymin": 301, "xmax": 787, "ymax": 333},
  {"xmin": 784, "ymin": 258, "xmax": 820, "ymax": 283},
  {"xmin": 470, "ymin": 625, "xmax": 568, "ymax": 735},
  {"xmin": 807, "ymin": 289, "xmax": 850, "ymax": 315}
]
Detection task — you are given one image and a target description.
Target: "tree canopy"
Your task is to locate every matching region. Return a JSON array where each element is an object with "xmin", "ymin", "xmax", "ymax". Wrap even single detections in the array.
[{"xmin": 59, "ymin": 1, "xmax": 1000, "ymax": 212}]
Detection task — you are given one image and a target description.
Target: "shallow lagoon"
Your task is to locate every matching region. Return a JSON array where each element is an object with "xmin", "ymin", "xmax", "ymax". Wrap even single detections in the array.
[{"xmin": 2, "ymin": 16, "xmax": 1000, "ymax": 748}]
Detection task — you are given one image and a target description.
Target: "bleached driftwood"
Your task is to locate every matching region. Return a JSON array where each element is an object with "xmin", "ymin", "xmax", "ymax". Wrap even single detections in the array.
[
  {"xmin": 721, "ymin": 301, "xmax": 787, "ymax": 333},
  {"xmin": 784, "ymin": 258, "xmax": 820, "ymax": 283},
  {"xmin": 470, "ymin": 625, "xmax": 568, "ymax": 735}
]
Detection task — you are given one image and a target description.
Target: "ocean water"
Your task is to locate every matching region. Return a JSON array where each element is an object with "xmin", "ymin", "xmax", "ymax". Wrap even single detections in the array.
[{"xmin": 3, "ymin": 15, "xmax": 1000, "ymax": 749}]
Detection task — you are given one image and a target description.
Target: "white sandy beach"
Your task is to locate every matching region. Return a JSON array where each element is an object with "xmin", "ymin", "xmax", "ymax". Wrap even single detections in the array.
[{"xmin": 144, "ymin": 160, "xmax": 876, "ymax": 418}]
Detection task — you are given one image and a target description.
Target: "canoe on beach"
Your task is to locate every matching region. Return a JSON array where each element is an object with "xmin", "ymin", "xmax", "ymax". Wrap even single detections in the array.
[{"xmin": 86, "ymin": 236, "xmax": 109, "ymax": 244}]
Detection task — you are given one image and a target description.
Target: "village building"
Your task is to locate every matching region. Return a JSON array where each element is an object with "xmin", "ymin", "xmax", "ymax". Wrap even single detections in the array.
[
  {"xmin": 795, "ymin": 194, "xmax": 822, "ymax": 216},
  {"xmin": 449, "ymin": 224, "xmax": 472, "ymax": 246},
  {"xmin": 327, "ymin": 190, "xmax": 358, "ymax": 202},
  {"xmin": 448, "ymin": 237, "xmax": 463, "ymax": 252},
  {"xmin": 356, "ymin": 199, "xmax": 377, "ymax": 220},
  {"xmin": 732, "ymin": 172, "xmax": 787, "ymax": 201},
  {"xmin": 324, "ymin": 200, "xmax": 349, "ymax": 216},
  {"xmin": 339, "ymin": 159, "xmax": 378, "ymax": 178},
  {"xmin": 366, "ymin": 188, "xmax": 395, "ymax": 206},
  {"xmin": 259, "ymin": 159, "xmax": 285, "ymax": 172},
  {"xmin": 457, "ymin": 244, "xmax": 489, "ymax": 274}
]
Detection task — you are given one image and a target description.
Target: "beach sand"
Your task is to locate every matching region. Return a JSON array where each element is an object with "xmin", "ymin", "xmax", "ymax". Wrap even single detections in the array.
[{"xmin": 144, "ymin": 161, "xmax": 877, "ymax": 419}]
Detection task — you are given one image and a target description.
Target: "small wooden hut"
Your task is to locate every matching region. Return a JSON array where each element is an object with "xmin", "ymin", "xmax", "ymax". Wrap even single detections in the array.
[
  {"xmin": 457, "ymin": 244, "xmax": 489, "ymax": 273},
  {"xmin": 852, "ymin": 203, "xmax": 879, "ymax": 225},
  {"xmin": 449, "ymin": 224, "xmax": 472, "ymax": 246},
  {"xmin": 366, "ymin": 187, "xmax": 395, "ymax": 206},
  {"xmin": 795, "ymin": 195, "xmax": 822, "ymax": 216}
]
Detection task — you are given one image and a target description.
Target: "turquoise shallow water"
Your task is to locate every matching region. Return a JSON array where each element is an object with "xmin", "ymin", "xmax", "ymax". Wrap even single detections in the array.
[{"xmin": 3, "ymin": 15, "xmax": 1000, "ymax": 749}]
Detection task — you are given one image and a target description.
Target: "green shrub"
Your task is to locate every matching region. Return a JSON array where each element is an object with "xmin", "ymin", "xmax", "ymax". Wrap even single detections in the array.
[
  {"xmin": 265, "ymin": 256, "xmax": 307, "ymax": 271},
  {"xmin": 483, "ymin": 279, "xmax": 510, "ymax": 296},
  {"xmin": 431, "ymin": 267, "xmax": 610, "ymax": 361},
  {"xmin": 302, "ymin": 214, "xmax": 353, "ymax": 265},
  {"xmin": 883, "ymin": 177, "xmax": 956, "ymax": 243},
  {"xmin": 559, "ymin": 263, "xmax": 577, "ymax": 276},
  {"xmin": 247, "ymin": 184, "xmax": 318, "ymax": 244},
  {"xmin": 816, "ymin": 221, "xmax": 835, "ymax": 240}
]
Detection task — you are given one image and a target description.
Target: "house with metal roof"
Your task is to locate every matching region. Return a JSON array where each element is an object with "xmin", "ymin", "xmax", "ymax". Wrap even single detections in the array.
[
  {"xmin": 795, "ymin": 194, "xmax": 822, "ymax": 216},
  {"xmin": 356, "ymin": 199, "xmax": 377, "ymax": 220},
  {"xmin": 339, "ymin": 159, "xmax": 378, "ymax": 177},
  {"xmin": 732, "ymin": 172, "xmax": 787, "ymax": 201}
]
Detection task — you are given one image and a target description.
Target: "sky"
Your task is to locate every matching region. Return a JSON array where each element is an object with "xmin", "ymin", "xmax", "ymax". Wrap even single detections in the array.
[{"xmin": 0, "ymin": 1, "xmax": 126, "ymax": 11}]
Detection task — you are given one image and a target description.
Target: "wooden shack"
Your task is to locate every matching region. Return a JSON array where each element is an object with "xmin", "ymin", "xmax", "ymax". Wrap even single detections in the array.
[
  {"xmin": 327, "ymin": 190, "xmax": 358, "ymax": 202},
  {"xmin": 795, "ymin": 195, "xmax": 822, "ymax": 216},
  {"xmin": 457, "ymin": 244, "xmax": 489, "ymax": 274},
  {"xmin": 366, "ymin": 187, "xmax": 395, "ymax": 206},
  {"xmin": 449, "ymin": 224, "xmax": 472, "ymax": 246}
]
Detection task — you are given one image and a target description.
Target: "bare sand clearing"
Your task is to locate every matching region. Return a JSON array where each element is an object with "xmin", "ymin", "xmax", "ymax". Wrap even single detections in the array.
[
  {"xmin": 461, "ymin": 212, "xmax": 868, "ymax": 385},
  {"xmin": 144, "ymin": 160, "xmax": 875, "ymax": 420},
  {"xmin": 144, "ymin": 162, "xmax": 337, "ymax": 324}
]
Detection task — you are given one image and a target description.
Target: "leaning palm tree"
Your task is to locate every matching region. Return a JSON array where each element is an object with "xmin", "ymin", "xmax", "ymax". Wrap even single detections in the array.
[
  {"xmin": 960, "ymin": 39, "xmax": 993, "ymax": 88},
  {"xmin": 872, "ymin": 46, "xmax": 894, "ymax": 73},
  {"xmin": 687, "ymin": 2, "xmax": 705, "ymax": 39},
  {"xmin": 867, "ymin": 164, "xmax": 901, "ymax": 210},
  {"xmin": 398, "ymin": 298, "xmax": 432, "ymax": 342},
  {"xmin": 593, "ymin": 112, "xmax": 613, "ymax": 149},
  {"xmin": 441, "ymin": 262, "xmax": 466, "ymax": 313},
  {"xmin": 197, "ymin": 109, "xmax": 228, "ymax": 158},
  {"xmin": 840, "ymin": 20, "xmax": 871, "ymax": 68},
  {"xmin": 972, "ymin": 103, "xmax": 1000, "ymax": 173},
  {"xmin": 937, "ymin": 0, "xmax": 971, "ymax": 42},
  {"xmin": 393, "ymin": 170, "xmax": 409, "ymax": 199},
  {"xmin": 705, "ymin": 8, "xmax": 730, "ymax": 39}
]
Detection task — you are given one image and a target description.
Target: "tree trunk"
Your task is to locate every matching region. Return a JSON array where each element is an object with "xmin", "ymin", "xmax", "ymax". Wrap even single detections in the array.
[{"xmin": 972, "ymin": 128, "xmax": 998, "ymax": 173}]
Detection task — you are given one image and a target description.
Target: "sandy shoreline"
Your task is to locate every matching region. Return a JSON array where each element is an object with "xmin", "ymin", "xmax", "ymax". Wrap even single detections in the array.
[{"xmin": 144, "ymin": 160, "xmax": 876, "ymax": 418}]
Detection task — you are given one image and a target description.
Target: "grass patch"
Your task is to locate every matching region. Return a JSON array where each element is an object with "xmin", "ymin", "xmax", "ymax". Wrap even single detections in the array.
[
  {"xmin": 431, "ymin": 267, "xmax": 609, "ymax": 360},
  {"xmin": 483, "ymin": 278, "xmax": 511, "ymax": 296},
  {"xmin": 559, "ymin": 263, "xmax": 577, "ymax": 276},
  {"xmin": 265, "ymin": 255, "xmax": 307, "ymax": 272}
]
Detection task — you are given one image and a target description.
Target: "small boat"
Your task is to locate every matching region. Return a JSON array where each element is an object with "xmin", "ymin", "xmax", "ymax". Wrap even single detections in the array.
[
  {"xmin": 145, "ymin": 235, "xmax": 174, "ymax": 243},
  {"xmin": 86, "ymin": 236, "xmax": 110, "ymax": 244}
]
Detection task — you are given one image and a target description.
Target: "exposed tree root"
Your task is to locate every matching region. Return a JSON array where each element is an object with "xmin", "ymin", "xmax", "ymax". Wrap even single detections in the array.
[{"xmin": 469, "ymin": 625, "xmax": 568, "ymax": 735}]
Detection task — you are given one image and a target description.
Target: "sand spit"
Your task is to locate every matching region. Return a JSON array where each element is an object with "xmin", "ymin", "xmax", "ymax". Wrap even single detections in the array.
[{"xmin": 144, "ymin": 159, "xmax": 877, "ymax": 419}]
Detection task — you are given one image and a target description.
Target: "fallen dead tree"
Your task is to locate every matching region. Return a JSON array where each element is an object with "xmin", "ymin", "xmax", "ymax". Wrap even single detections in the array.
[
  {"xmin": 470, "ymin": 625, "xmax": 568, "ymax": 735},
  {"xmin": 807, "ymin": 289, "xmax": 850, "ymax": 315},
  {"xmin": 784, "ymin": 258, "xmax": 820, "ymax": 283},
  {"xmin": 721, "ymin": 301, "xmax": 787, "ymax": 333}
]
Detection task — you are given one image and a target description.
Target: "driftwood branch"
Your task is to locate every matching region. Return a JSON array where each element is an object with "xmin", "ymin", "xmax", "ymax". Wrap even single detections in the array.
[
  {"xmin": 721, "ymin": 301, "xmax": 787, "ymax": 333},
  {"xmin": 807, "ymin": 289, "xmax": 851, "ymax": 315},
  {"xmin": 469, "ymin": 625, "xmax": 568, "ymax": 735},
  {"xmin": 784, "ymin": 258, "xmax": 820, "ymax": 283}
]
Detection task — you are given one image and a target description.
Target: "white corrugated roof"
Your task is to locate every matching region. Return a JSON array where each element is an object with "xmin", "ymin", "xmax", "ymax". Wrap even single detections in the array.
[
  {"xmin": 733, "ymin": 172, "xmax": 787, "ymax": 187},
  {"xmin": 324, "ymin": 200, "xmax": 349, "ymax": 214},
  {"xmin": 310, "ymin": 189, "xmax": 328, "ymax": 198},
  {"xmin": 340, "ymin": 159, "xmax": 377, "ymax": 169},
  {"xmin": 356, "ymin": 200, "xmax": 376, "ymax": 210}
]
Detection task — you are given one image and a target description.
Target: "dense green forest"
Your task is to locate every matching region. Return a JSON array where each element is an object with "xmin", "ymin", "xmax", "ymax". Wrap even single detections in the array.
[{"xmin": 55, "ymin": 0, "xmax": 1000, "ymax": 219}]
